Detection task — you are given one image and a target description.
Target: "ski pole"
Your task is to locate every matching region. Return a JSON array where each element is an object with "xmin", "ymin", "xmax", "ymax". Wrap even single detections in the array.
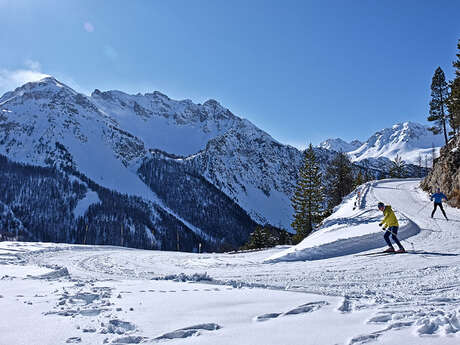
[
  {"xmin": 415, "ymin": 202, "xmax": 431, "ymax": 215},
  {"xmin": 380, "ymin": 226, "xmax": 415, "ymax": 250}
]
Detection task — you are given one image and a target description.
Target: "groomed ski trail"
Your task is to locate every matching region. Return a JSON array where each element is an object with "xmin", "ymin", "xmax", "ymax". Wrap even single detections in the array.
[{"xmin": 2, "ymin": 178, "xmax": 460, "ymax": 344}]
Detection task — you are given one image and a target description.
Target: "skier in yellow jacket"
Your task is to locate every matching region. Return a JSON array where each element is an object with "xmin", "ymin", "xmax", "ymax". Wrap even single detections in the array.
[{"xmin": 378, "ymin": 202, "xmax": 405, "ymax": 253}]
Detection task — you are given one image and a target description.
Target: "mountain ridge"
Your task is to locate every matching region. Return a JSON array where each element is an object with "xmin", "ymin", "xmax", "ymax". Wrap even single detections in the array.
[{"xmin": 319, "ymin": 121, "xmax": 444, "ymax": 165}]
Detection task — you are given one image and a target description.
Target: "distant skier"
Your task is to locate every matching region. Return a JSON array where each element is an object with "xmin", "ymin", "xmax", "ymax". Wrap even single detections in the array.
[
  {"xmin": 378, "ymin": 202, "xmax": 405, "ymax": 253},
  {"xmin": 430, "ymin": 188, "xmax": 448, "ymax": 220}
]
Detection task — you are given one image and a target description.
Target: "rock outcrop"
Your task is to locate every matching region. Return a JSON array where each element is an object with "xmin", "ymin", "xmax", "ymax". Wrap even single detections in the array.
[{"xmin": 421, "ymin": 133, "xmax": 460, "ymax": 207}]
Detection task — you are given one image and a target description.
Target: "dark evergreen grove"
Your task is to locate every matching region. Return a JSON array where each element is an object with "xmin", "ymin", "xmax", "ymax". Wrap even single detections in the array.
[
  {"xmin": 324, "ymin": 151, "xmax": 354, "ymax": 211},
  {"xmin": 0, "ymin": 153, "xmax": 231, "ymax": 252},
  {"xmin": 240, "ymin": 225, "xmax": 292, "ymax": 250},
  {"xmin": 291, "ymin": 144, "xmax": 324, "ymax": 243},
  {"xmin": 137, "ymin": 152, "xmax": 258, "ymax": 250},
  {"xmin": 428, "ymin": 67, "xmax": 450, "ymax": 145}
]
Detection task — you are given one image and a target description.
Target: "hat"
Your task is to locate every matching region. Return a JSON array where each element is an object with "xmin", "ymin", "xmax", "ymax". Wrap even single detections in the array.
[{"xmin": 377, "ymin": 202, "xmax": 384, "ymax": 209}]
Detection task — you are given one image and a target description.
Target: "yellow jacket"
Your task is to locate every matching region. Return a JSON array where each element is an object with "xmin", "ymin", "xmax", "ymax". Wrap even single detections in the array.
[{"xmin": 380, "ymin": 205, "xmax": 399, "ymax": 228}]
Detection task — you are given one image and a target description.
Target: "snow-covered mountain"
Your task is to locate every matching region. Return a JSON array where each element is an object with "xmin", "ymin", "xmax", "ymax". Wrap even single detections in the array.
[
  {"xmin": 0, "ymin": 77, "xmax": 260, "ymax": 249},
  {"xmin": 91, "ymin": 89, "xmax": 238, "ymax": 157},
  {"xmin": 348, "ymin": 122, "xmax": 444, "ymax": 165},
  {"xmin": 0, "ymin": 77, "xmax": 432, "ymax": 249},
  {"xmin": 0, "ymin": 77, "xmax": 339, "ymax": 234},
  {"xmin": 349, "ymin": 122, "xmax": 444, "ymax": 164},
  {"xmin": 320, "ymin": 122, "xmax": 444, "ymax": 165},
  {"xmin": 318, "ymin": 138, "xmax": 363, "ymax": 153}
]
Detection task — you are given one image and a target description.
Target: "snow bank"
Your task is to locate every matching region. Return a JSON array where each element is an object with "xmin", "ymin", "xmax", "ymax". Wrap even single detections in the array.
[{"xmin": 266, "ymin": 182, "xmax": 420, "ymax": 262}]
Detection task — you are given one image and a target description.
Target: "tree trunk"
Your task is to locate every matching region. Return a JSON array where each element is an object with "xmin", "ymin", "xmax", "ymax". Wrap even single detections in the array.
[{"xmin": 440, "ymin": 93, "xmax": 448, "ymax": 145}]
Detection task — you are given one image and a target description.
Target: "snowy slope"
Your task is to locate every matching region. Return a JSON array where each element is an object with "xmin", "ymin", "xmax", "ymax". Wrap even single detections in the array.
[
  {"xmin": 91, "ymin": 90, "xmax": 238, "ymax": 156},
  {"xmin": 1, "ymin": 178, "xmax": 459, "ymax": 344},
  {"xmin": 0, "ymin": 77, "xmax": 150, "ymax": 195},
  {"xmin": 91, "ymin": 87, "xmax": 306, "ymax": 228}
]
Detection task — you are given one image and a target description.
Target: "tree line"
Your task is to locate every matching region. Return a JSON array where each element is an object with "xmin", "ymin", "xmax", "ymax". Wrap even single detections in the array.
[{"xmin": 0, "ymin": 153, "xmax": 213, "ymax": 252}]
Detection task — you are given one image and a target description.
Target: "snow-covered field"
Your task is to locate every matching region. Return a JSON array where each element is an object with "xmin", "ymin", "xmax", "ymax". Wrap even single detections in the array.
[{"xmin": 1, "ymin": 179, "xmax": 460, "ymax": 344}]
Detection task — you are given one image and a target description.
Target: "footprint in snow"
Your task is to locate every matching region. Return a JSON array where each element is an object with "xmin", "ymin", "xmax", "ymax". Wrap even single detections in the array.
[
  {"xmin": 284, "ymin": 301, "xmax": 329, "ymax": 315},
  {"xmin": 153, "ymin": 323, "xmax": 221, "ymax": 341},
  {"xmin": 415, "ymin": 315, "xmax": 459, "ymax": 336},
  {"xmin": 100, "ymin": 319, "xmax": 136, "ymax": 335},
  {"xmin": 110, "ymin": 335, "xmax": 147, "ymax": 344},
  {"xmin": 348, "ymin": 320, "xmax": 415, "ymax": 345},
  {"xmin": 255, "ymin": 313, "xmax": 282, "ymax": 322},
  {"xmin": 255, "ymin": 301, "xmax": 329, "ymax": 322},
  {"xmin": 367, "ymin": 314, "xmax": 393, "ymax": 324},
  {"xmin": 348, "ymin": 333, "xmax": 381, "ymax": 345},
  {"xmin": 337, "ymin": 296, "xmax": 352, "ymax": 313}
]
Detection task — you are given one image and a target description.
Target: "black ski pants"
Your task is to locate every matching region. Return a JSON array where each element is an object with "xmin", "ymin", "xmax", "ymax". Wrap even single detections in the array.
[
  {"xmin": 384, "ymin": 226, "xmax": 404, "ymax": 250},
  {"xmin": 431, "ymin": 202, "xmax": 447, "ymax": 219}
]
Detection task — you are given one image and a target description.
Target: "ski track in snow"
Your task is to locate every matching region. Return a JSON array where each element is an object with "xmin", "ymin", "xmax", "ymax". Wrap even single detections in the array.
[{"xmin": 1, "ymin": 179, "xmax": 460, "ymax": 344}]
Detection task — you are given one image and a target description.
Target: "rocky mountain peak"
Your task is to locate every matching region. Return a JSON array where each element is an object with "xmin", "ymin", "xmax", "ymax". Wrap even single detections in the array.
[{"xmin": 318, "ymin": 138, "xmax": 363, "ymax": 153}]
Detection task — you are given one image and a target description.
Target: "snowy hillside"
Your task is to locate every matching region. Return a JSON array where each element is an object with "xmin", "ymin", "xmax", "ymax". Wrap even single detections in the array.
[
  {"xmin": 91, "ymin": 89, "xmax": 238, "ymax": 157},
  {"xmin": 1, "ymin": 178, "xmax": 459, "ymax": 345}
]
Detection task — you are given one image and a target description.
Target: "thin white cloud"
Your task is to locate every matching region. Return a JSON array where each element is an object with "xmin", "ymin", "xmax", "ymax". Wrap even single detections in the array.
[
  {"xmin": 83, "ymin": 21, "xmax": 95, "ymax": 33},
  {"xmin": 0, "ymin": 61, "xmax": 91, "ymax": 97},
  {"xmin": 0, "ymin": 69, "xmax": 50, "ymax": 96},
  {"xmin": 24, "ymin": 59, "xmax": 41, "ymax": 71}
]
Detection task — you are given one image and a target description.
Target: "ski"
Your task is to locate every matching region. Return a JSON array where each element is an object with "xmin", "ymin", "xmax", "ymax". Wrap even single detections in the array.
[
  {"xmin": 355, "ymin": 250, "xmax": 408, "ymax": 257},
  {"xmin": 354, "ymin": 251, "xmax": 391, "ymax": 257}
]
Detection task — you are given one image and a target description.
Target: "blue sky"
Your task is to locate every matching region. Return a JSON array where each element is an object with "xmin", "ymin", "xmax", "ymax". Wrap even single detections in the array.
[{"xmin": 1, "ymin": 0, "xmax": 459, "ymax": 147}]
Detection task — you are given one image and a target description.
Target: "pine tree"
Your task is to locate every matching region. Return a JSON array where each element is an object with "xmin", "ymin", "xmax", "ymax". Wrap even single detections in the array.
[
  {"xmin": 241, "ymin": 225, "xmax": 279, "ymax": 250},
  {"xmin": 428, "ymin": 67, "xmax": 450, "ymax": 145},
  {"xmin": 417, "ymin": 154, "xmax": 423, "ymax": 178},
  {"xmin": 291, "ymin": 144, "xmax": 324, "ymax": 244},
  {"xmin": 353, "ymin": 170, "xmax": 364, "ymax": 188},
  {"xmin": 447, "ymin": 40, "xmax": 460, "ymax": 135},
  {"xmin": 324, "ymin": 151, "xmax": 354, "ymax": 211},
  {"xmin": 389, "ymin": 155, "xmax": 406, "ymax": 178}
]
